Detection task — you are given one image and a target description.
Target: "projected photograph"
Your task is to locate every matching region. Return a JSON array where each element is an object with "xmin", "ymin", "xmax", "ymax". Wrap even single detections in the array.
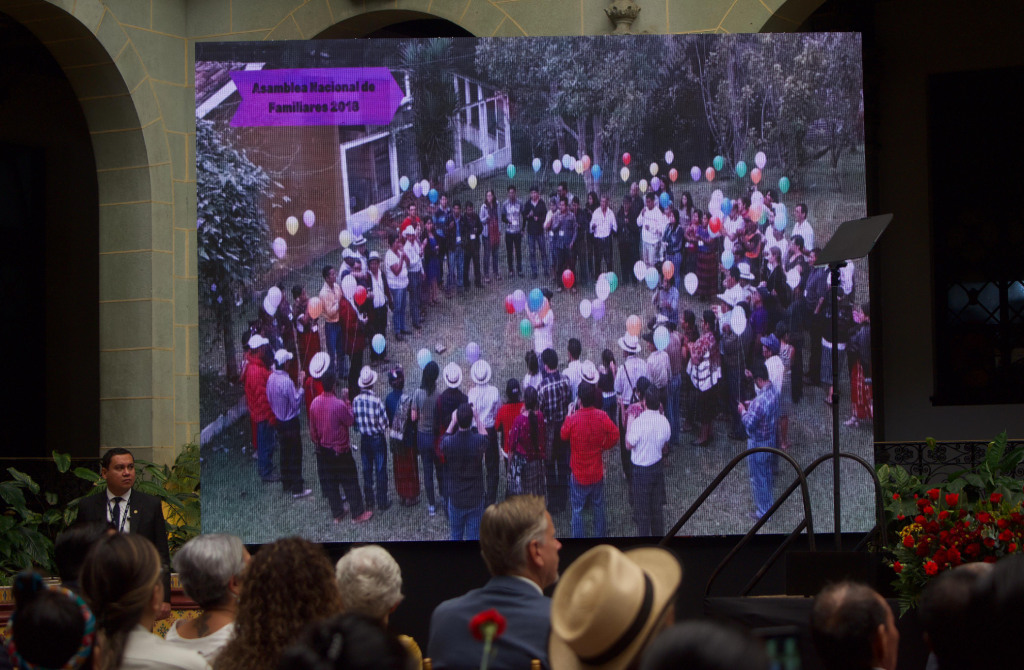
[{"xmin": 196, "ymin": 34, "xmax": 872, "ymax": 544}]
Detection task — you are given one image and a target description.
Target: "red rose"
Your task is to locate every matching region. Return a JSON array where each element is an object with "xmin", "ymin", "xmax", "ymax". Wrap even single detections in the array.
[
  {"xmin": 926, "ymin": 521, "xmax": 940, "ymax": 534},
  {"xmin": 917, "ymin": 541, "xmax": 931, "ymax": 557},
  {"xmin": 924, "ymin": 561, "xmax": 939, "ymax": 576},
  {"xmin": 933, "ymin": 549, "xmax": 948, "ymax": 565},
  {"xmin": 977, "ymin": 512, "xmax": 993, "ymax": 524},
  {"xmin": 915, "ymin": 515, "xmax": 926, "ymax": 524},
  {"xmin": 948, "ymin": 547, "xmax": 962, "ymax": 565},
  {"xmin": 897, "ymin": 514, "xmax": 905, "ymax": 521},
  {"xmin": 959, "ymin": 509, "xmax": 969, "ymax": 519},
  {"xmin": 945, "ymin": 493, "xmax": 959, "ymax": 507},
  {"xmin": 999, "ymin": 530, "xmax": 1012, "ymax": 542},
  {"xmin": 1010, "ymin": 543, "xmax": 1018, "ymax": 553},
  {"xmin": 939, "ymin": 510, "xmax": 950, "ymax": 520},
  {"xmin": 893, "ymin": 561, "xmax": 903, "ymax": 574},
  {"xmin": 991, "ymin": 493, "xmax": 1004, "ymax": 504},
  {"xmin": 923, "ymin": 506, "xmax": 935, "ymax": 516},
  {"xmin": 984, "ymin": 537, "xmax": 996, "ymax": 548},
  {"xmin": 966, "ymin": 543, "xmax": 981, "ymax": 557},
  {"xmin": 998, "ymin": 519, "xmax": 1009, "ymax": 529},
  {"xmin": 903, "ymin": 534, "xmax": 915, "ymax": 548},
  {"xmin": 469, "ymin": 609, "xmax": 507, "ymax": 642},
  {"xmin": 928, "ymin": 488, "xmax": 941, "ymax": 501},
  {"xmin": 917, "ymin": 499, "xmax": 929, "ymax": 509}
]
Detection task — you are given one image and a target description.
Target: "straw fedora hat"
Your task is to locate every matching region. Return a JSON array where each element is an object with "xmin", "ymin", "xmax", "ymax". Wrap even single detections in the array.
[
  {"xmin": 549, "ymin": 545, "xmax": 682, "ymax": 670},
  {"xmin": 308, "ymin": 352, "xmax": 330, "ymax": 379},
  {"xmin": 443, "ymin": 362, "xmax": 463, "ymax": 388},
  {"xmin": 470, "ymin": 360, "xmax": 492, "ymax": 385},
  {"xmin": 617, "ymin": 334, "xmax": 640, "ymax": 354},
  {"xmin": 357, "ymin": 366, "xmax": 378, "ymax": 389}
]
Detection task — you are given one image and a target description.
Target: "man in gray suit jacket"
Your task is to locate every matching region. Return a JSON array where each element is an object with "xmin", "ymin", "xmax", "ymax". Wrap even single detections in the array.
[
  {"xmin": 428, "ymin": 495, "xmax": 562, "ymax": 670},
  {"xmin": 76, "ymin": 447, "xmax": 173, "ymax": 618}
]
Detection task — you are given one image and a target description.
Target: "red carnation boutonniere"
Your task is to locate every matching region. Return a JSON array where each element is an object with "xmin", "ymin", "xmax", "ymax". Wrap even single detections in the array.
[{"xmin": 470, "ymin": 609, "xmax": 507, "ymax": 670}]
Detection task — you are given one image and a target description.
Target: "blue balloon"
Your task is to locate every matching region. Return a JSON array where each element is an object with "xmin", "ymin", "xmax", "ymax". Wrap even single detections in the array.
[
  {"xmin": 721, "ymin": 199, "xmax": 732, "ymax": 217},
  {"xmin": 532, "ymin": 157, "xmax": 542, "ymax": 172},
  {"xmin": 653, "ymin": 326, "xmax": 670, "ymax": 352},
  {"xmin": 591, "ymin": 165, "xmax": 602, "ymax": 179},
  {"xmin": 416, "ymin": 348, "xmax": 432, "ymax": 369},
  {"xmin": 371, "ymin": 334, "xmax": 386, "ymax": 355},
  {"xmin": 428, "ymin": 188, "xmax": 439, "ymax": 204},
  {"xmin": 399, "ymin": 176, "xmax": 410, "ymax": 192},
  {"xmin": 528, "ymin": 288, "xmax": 544, "ymax": 312},
  {"xmin": 645, "ymin": 267, "xmax": 659, "ymax": 289},
  {"xmin": 774, "ymin": 217, "xmax": 787, "ymax": 232},
  {"xmin": 721, "ymin": 250, "xmax": 735, "ymax": 270},
  {"xmin": 659, "ymin": 192, "xmax": 671, "ymax": 209}
]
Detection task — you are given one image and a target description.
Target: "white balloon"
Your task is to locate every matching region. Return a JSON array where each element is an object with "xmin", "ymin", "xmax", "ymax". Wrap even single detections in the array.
[
  {"xmin": 731, "ymin": 306, "xmax": 748, "ymax": 336},
  {"xmin": 649, "ymin": 162, "xmax": 659, "ymax": 176},
  {"xmin": 711, "ymin": 189, "xmax": 723, "ymax": 202},
  {"xmin": 633, "ymin": 260, "xmax": 647, "ymax": 281},
  {"xmin": 266, "ymin": 286, "xmax": 283, "ymax": 310},
  {"xmin": 684, "ymin": 272, "xmax": 698, "ymax": 296},
  {"xmin": 272, "ymin": 237, "xmax": 287, "ymax": 259},
  {"xmin": 341, "ymin": 275, "xmax": 358, "ymax": 301},
  {"xmin": 368, "ymin": 205, "xmax": 379, "ymax": 221},
  {"xmin": 596, "ymin": 277, "xmax": 611, "ymax": 301},
  {"xmin": 468, "ymin": 175, "xmax": 478, "ymax": 189},
  {"xmin": 755, "ymin": 151, "xmax": 767, "ymax": 169},
  {"xmin": 303, "ymin": 209, "xmax": 316, "ymax": 227},
  {"xmin": 285, "ymin": 216, "xmax": 299, "ymax": 236},
  {"xmin": 579, "ymin": 299, "xmax": 592, "ymax": 319},
  {"xmin": 786, "ymin": 267, "xmax": 801, "ymax": 289},
  {"xmin": 419, "ymin": 179, "xmax": 429, "ymax": 194},
  {"xmin": 639, "ymin": 179, "xmax": 648, "ymax": 193},
  {"xmin": 553, "ymin": 160, "xmax": 563, "ymax": 174},
  {"xmin": 664, "ymin": 150, "xmax": 674, "ymax": 165},
  {"xmin": 751, "ymin": 191, "xmax": 765, "ymax": 207}
]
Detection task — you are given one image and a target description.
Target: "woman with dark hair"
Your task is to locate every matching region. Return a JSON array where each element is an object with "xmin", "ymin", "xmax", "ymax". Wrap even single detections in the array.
[
  {"xmin": 522, "ymin": 350, "xmax": 542, "ymax": 391},
  {"xmin": 479, "ymin": 189, "xmax": 502, "ymax": 283},
  {"xmin": 640, "ymin": 620, "xmax": 768, "ymax": 670},
  {"xmin": 494, "ymin": 379, "xmax": 524, "ymax": 468},
  {"xmin": 598, "ymin": 349, "xmax": 618, "ymax": 425},
  {"xmin": 846, "ymin": 303, "xmax": 873, "ymax": 428},
  {"xmin": 687, "ymin": 310, "xmax": 723, "ymax": 446},
  {"xmin": 386, "ymin": 367, "xmax": 420, "ymax": 507},
  {"xmin": 4, "ymin": 572, "xmax": 96, "ymax": 670},
  {"xmin": 215, "ymin": 538, "xmax": 343, "ymax": 670},
  {"xmin": 695, "ymin": 209, "xmax": 721, "ymax": 301},
  {"xmin": 505, "ymin": 386, "xmax": 547, "ymax": 498},
  {"xmin": 677, "ymin": 192, "xmax": 695, "ymax": 231},
  {"xmin": 411, "ymin": 361, "xmax": 441, "ymax": 516},
  {"xmin": 81, "ymin": 533, "xmax": 208, "ymax": 670},
  {"xmin": 662, "ymin": 207, "xmax": 684, "ymax": 295},
  {"xmin": 278, "ymin": 614, "xmax": 413, "ymax": 670}
]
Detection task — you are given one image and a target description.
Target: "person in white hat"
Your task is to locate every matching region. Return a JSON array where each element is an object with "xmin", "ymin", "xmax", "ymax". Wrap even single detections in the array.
[
  {"xmin": 302, "ymin": 352, "xmax": 331, "ymax": 420},
  {"xmin": 365, "ymin": 252, "xmax": 392, "ymax": 365},
  {"xmin": 241, "ymin": 334, "xmax": 277, "ymax": 479},
  {"xmin": 402, "ymin": 224, "xmax": 424, "ymax": 331},
  {"xmin": 614, "ymin": 334, "xmax": 649, "ymax": 408},
  {"xmin": 384, "ymin": 230, "xmax": 411, "ymax": 341},
  {"xmin": 549, "ymin": 544, "xmax": 682, "ymax": 670},
  {"xmin": 266, "ymin": 349, "xmax": 312, "ymax": 499},
  {"xmin": 468, "ymin": 360, "xmax": 501, "ymax": 506},
  {"xmin": 352, "ymin": 366, "xmax": 391, "ymax": 512},
  {"xmin": 434, "ymin": 363, "xmax": 468, "ymax": 503}
]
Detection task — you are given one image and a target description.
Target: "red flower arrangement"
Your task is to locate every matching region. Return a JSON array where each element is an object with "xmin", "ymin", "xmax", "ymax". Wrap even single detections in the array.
[{"xmin": 469, "ymin": 609, "xmax": 507, "ymax": 670}]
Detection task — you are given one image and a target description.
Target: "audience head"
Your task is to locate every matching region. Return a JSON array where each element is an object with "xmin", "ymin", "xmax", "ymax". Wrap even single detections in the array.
[
  {"xmin": 456, "ymin": 402, "xmax": 474, "ymax": 430},
  {"xmin": 965, "ymin": 554, "xmax": 1024, "ymax": 669},
  {"xmin": 80, "ymin": 533, "xmax": 163, "ymax": 670},
  {"xmin": 523, "ymin": 385, "xmax": 539, "ymax": 411},
  {"xmin": 172, "ymin": 533, "xmax": 249, "ymax": 610},
  {"xmin": 644, "ymin": 387, "xmax": 661, "ymax": 412},
  {"xmin": 334, "ymin": 545, "xmax": 404, "ymax": 624},
  {"xmin": 55, "ymin": 522, "xmax": 111, "ymax": 588},
  {"xmin": 322, "ymin": 372, "xmax": 338, "ymax": 394},
  {"xmin": 578, "ymin": 383, "xmax": 597, "ymax": 409},
  {"xmin": 634, "ymin": 376, "xmax": 651, "ymax": 403},
  {"xmin": 217, "ymin": 537, "xmax": 343, "ymax": 670},
  {"xmin": 640, "ymin": 620, "xmax": 768, "ymax": 670},
  {"xmin": 6, "ymin": 572, "xmax": 96, "ymax": 670},
  {"xmin": 810, "ymin": 581, "xmax": 898, "ymax": 670},
  {"xmin": 525, "ymin": 350, "xmax": 540, "ymax": 376},
  {"xmin": 550, "ymin": 545, "xmax": 682, "ymax": 670},
  {"xmin": 420, "ymin": 361, "xmax": 439, "ymax": 394},
  {"xmin": 919, "ymin": 562, "xmax": 992, "ymax": 670},
  {"xmin": 541, "ymin": 348, "xmax": 559, "ymax": 372},
  {"xmin": 601, "ymin": 348, "xmax": 616, "ymax": 368},
  {"xmin": 568, "ymin": 338, "xmax": 582, "ymax": 361},
  {"xmin": 278, "ymin": 614, "xmax": 411, "ymax": 670},
  {"xmin": 505, "ymin": 378, "xmax": 522, "ymax": 403},
  {"xmin": 479, "ymin": 495, "xmax": 560, "ymax": 589},
  {"xmin": 99, "ymin": 448, "xmax": 135, "ymax": 496}
]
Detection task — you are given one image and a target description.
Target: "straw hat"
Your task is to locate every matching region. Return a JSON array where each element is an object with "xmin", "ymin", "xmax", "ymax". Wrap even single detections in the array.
[
  {"xmin": 443, "ymin": 362, "xmax": 463, "ymax": 388},
  {"xmin": 617, "ymin": 334, "xmax": 640, "ymax": 354},
  {"xmin": 357, "ymin": 366, "xmax": 378, "ymax": 389},
  {"xmin": 580, "ymin": 361, "xmax": 599, "ymax": 385},
  {"xmin": 308, "ymin": 352, "xmax": 330, "ymax": 379},
  {"xmin": 471, "ymin": 360, "xmax": 492, "ymax": 385},
  {"xmin": 549, "ymin": 545, "xmax": 683, "ymax": 670}
]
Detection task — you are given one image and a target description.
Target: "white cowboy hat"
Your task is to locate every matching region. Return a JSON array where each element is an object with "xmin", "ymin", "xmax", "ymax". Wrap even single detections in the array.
[
  {"xmin": 308, "ymin": 352, "xmax": 330, "ymax": 379},
  {"xmin": 443, "ymin": 362, "xmax": 463, "ymax": 388},
  {"xmin": 737, "ymin": 262, "xmax": 755, "ymax": 281},
  {"xmin": 273, "ymin": 349, "xmax": 293, "ymax": 366},
  {"xmin": 352, "ymin": 235, "xmax": 368, "ymax": 246},
  {"xmin": 247, "ymin": 334, "xmax": 269, "ymax": 350},
  {"xmin": 580, "ymin": 361, "xmax": 599, "ymax": 386},
  {"xmin": 549, "ymin": 545, "xmax": 683, "ymax": 670},
  {"xmin": 357, "ymin": 366, "xmax": 378, "ymax": 389},
  {"xmin": 402, "ymin": 225, "xmax": 417, "ymax": 236},
  {"xmin": 617, "ymin": 334, "xmax": 640, "ymax": 354},
  {"xmin": 470, "ymin": 360, "xmax": 492, "ymax": 385}
]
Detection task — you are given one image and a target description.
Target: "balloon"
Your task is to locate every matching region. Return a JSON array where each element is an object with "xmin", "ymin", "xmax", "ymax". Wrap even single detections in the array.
[
  {"xmin": 709, "ymin": 217, "xmax": 722, "ymax": 234},
  {"xmin": 420, "ymin": 179, "xmax": 430, "ymax": 194},
  {"xmin": 553, "ymin": 160, "xmax": 563, "ymax": 174},
  {"xmin": 755, "ymin": 151, "xmax": 767, "ymax": 169},
  {"xmin": 302, "ymin": 297, "xmax": 322, "ymax": 320},
  {"xmin": 266, "ymin": 286, "xmax": 283, "ymax": 311},
  {"xmin": 654, "ymin": 326, "xmax": 670, "ymax": 352},
  {"xmin": 626, "ymin": 314, "xmax": 642, "ymax": 337},
  {"xmin": 705, "ymin": 167, "xmax": 716, "ymax": 181},
  {"xmin": 606, "ymin": 272, "xmax": 618, "ymax": 293},
  {"xmin": 486, "ymin": 154, "xmax": 495, "ymax": 169},
  {"xmin": 417, "ymin": 348, "xmax": 432, "ymax": 369},
  {"xmin": 532, "ymin": 157, "xmax": 542, "ymax": 172},
  {"xmin": 272, "ymin": 237, "xmax": 287, "ymax": 259},
  {"xmin": 428, "ymin": 188, "xmax": 439, "ymax": 204},
  {"xmin": 778, "ymin": 176, "xmax": 791, "ymax": 194},
  {"xmin": 354, "ymin": 285, "xmax": 367, "ymax": 306},
  {"xmin": 669, "ymin": 168, "xmax": 679, "ymax": 183},
  {"xmin": 645, "ymin": 267, "xmax": 659, "ymax": 289},
  {"xmin": 341, "ymin": 275, "xmax": 358, "ymax": 300},
  {"xmin": 633, "ymin": 260, "xmax": 647, "ymax": 281},
  {"xmin": 659, "ymin": 192, "xmax": 671, "ymax": 209},
  {"xmin": 466, "ymin": 342, "xmax": 481, "ymax": 364},
  {"xmin": 690, "ymin": 166, "xmax": 701, "ymax": 182},
  {"xmin": 683, "ymin": 272, "xmax": 698, "ymax": 295},
  {"xmin": 721, "ymin": 199, "xmax": 733, "ymax": 217},
  {"xmin": 579, "ymin": 299, "xmax": 592, "ymax": 318},
  {"xmin": 519, "ymin": 318, "xmax": 533, "ymax": 338},
  {"xmin": 399, "ymin": 175, "xmax": 410, "ymax": 191},
  {"xmin": 528, "ymin": 288, "xmax": 544, "ymax": 312},
  {"xmin": 368, "ymin": 205, "xmax": 379, "ymax": 222},
  {"xmin": 750, "ymin": 167, "xmax": 762, "ymax": 185},
  {"xmin": 507, "ymin": 164, "xmax": 516, "ymax": 179},
  {"xmin": 596, "ymin": 276, "xmax": 611, "ymax": 300},
  {"xmin": 650, "ymin": 162, "xmax": 659, "ymax": 176},
  {"xmin": 712, "ymin": 189, "xmax": 723, "ymax": 201},
  {"xmin": 574, "ymin": 160, "xmax": 584, "ymax": 175},
  {"xmin": 721, "ymin": 250, "xmax": 735, "ymax": 270},
  {"xmin": 464, "ymin": 175, "xmax": 476, "ymax": 190},
  {"xmin": 591, "ymin": 299, "xmax": 606, "ymax": 321},
  {"xmin": 286, "ymin": 216, "xmax": 299, "ymax": 236},
  {"xmin": 662, "ymin": 260, "xmax": 675, "ymax": 280},
  {"xmin": 591, "ymin": 165, "xmax": 602, "ymax": 179},
  {"xmin": 713, "ymin": 155, "xmax": 724, "ymax": 171},
  {"xmin": 339, "ymin": 230, "xmax": 353, "ymax": 248},
  {"xmin": 751, "ymin": 190, "xmax": 764, "ymax": 207},
  {"xmin": 774, "ymin": 204, "xmax": 788, "ymax": 231},
  {"xmin": 735, "ymin": 161, "xmax": 747, "ymax": 178},
  {"xmin": 303, "ymin": 210, "xmax": 316, "ymax": 228},
  {"xmin": 651, "ymin": 177, "xmax": 662, "ymax": 191},
  {"xmin": 622, "ymin": 152, "xmax": 631, "ymax": 166},
  {"xmin": 413, "ymin": 183, "xmax": 423, "ymax": 198},
  {"xmin": 371, "ymin": 334, "xmax": 386, "ymax": 354},
  {"xmin": 639, "ymin": 179, "xmax": 648, "ymax": 193},
  {"xmin": 785, "ymin": 267, "xmax": 801, "ymax": 290},
  {"xmin": 567, "ymin": 156, "xmax": 577, "ymax": 171},
  {"xmin": 504, "ymin": 295, "xmax": 515, "ymax": 314},
  {"xmin": 664, "ymin": 150, "xmax": 674, "ymax": 165},
  {"xmin": 446, "ymin": 159, "xmax": 456, "ymax": 174},
  {"xmin": 730, "ymin": 305, "xmax": 747, "ymax": 335},
  {"xmin": 620, "ymin": 167, "xmax": 630, "ymax": 182},
  {"xmin": 749, "ymin": 203, "xmax": 763, "ymax": 223},
  {"xmin": 562, "ymin": 269, "xmax": 575, "ymax": 289},
  {"xmin": 512, "ymin": 289, "xmax": 527, "ymax": 312},
  {"xmin": 580, "ymin": 155, "xmax": 591, "ymax": 171}
]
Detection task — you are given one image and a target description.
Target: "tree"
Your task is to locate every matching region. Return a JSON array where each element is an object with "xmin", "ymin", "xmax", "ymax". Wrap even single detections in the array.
[
  {"xmin": 401, "ymin": 38, "xmax": 459, "ymax": 188},
  {"xmin": 196, "ymin": 119, "xmax": 272, "ymax": 379}
]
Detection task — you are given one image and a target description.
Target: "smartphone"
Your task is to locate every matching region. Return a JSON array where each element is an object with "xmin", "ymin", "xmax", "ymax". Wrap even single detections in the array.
[{"xmin": 753, "ymin": 626, "xmax": 803, "ymax": 670}]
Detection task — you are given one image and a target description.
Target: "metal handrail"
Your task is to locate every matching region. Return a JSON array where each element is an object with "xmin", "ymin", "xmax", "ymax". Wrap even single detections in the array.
[{"xmin": 800, "ymin": 452, "xmax": 890, "ymax": 552}]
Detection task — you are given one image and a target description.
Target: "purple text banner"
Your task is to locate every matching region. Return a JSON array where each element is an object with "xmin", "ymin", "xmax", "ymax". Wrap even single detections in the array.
[{"xmin": 229, "ymin": 67, "xmax": 405, "ymax": 127}]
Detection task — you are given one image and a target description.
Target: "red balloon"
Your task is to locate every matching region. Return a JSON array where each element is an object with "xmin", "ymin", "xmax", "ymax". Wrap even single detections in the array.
[
  {"xmin": 504, "ymin": 295, "xmax": 515, "ymax": 314},
  {"xmin": 709, "ymin": 217, "xmax": 722, "ymax": 234},
  {"xmin": 562, "ymin": 269, "xmax": 575, "ymax": 289},
  {"xmin": 622, "ymin": 152, "xmax": 631, "ymax": 166},
  {"xmin": 354, "ymin": 286, "xmax": 367, "ymax": 306}
]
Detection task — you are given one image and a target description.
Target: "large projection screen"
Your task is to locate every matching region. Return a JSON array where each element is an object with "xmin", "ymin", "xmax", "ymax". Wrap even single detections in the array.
[{"xmin": 196, "ymin": 34, "xmax": 872, "ymax": 543}]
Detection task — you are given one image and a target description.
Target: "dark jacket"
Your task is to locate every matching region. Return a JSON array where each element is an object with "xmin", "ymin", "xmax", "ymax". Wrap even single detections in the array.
[{"xmin": 522, "ymin": 198, "xmax": 548, "ymax": 237}]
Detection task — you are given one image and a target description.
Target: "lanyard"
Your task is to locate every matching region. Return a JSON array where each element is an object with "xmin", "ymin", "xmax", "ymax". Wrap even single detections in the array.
[{"xmin": 109, "ymin": 497, "xmax": 130, "ymax": 533}]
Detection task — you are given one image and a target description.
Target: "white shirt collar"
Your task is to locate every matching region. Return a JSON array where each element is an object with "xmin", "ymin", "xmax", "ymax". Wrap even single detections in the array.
[{"xmin": 106, "ymin": 487, "xmax": 132, "ymax": 503}]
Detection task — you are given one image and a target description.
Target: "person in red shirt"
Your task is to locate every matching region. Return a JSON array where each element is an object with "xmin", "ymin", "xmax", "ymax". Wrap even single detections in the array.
[
  {"xmin": 308, "ymin": 372, "xmax": 371, "ymax": 524},
  {"xmin": 494, "ymin": 379, "xmax": 524, "ymax": 457},
  {"xmin": 559, "ymin": 369, "xmax": 620, "ymax": 538},
  {"xmin": 338, "ymin": 291, "xmax": 368, "ymax": 399},
  {"xmin": 242, "ymin": 335, "xmax": 278, "ymax": 482},
  {"xmin": 303, "ymin": 352, "xmax": 330, "ymax": 422}
]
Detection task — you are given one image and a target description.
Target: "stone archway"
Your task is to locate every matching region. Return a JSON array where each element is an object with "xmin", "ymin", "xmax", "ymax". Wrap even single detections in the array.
[{"xmin": 2, "ymin": 0, "xmax": 173, "ymax": 463}]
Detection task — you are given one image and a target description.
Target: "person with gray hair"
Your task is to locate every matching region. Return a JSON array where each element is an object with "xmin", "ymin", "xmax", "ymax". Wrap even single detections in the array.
[{"xmin": 166, "ymin": 534, "xmax": 250, "ymax": 661}]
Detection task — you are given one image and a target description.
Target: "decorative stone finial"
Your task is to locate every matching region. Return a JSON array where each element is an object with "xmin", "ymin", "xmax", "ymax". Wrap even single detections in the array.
[{"xmin": 605, "ymin": 0, "xmax": 641, "ymax": 34}]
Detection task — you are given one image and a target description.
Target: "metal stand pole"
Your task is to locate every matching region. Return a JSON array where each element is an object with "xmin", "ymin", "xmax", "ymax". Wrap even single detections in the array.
[{"xmin": 829, "ymin": 262, "xmax": 845, "ymax": 551}]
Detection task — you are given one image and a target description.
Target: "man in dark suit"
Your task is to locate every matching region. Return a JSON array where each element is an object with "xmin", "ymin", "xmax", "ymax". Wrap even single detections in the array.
[
  {"xmin": 428, "ymin": 495, "xmax": 561, "ymax": 670},
  {"xmin": 77, "ymin": 447, "xmax": 172, "ymax": 618}
]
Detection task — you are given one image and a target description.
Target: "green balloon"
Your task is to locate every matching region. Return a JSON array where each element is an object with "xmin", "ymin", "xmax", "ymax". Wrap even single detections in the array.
[
  {"xmin": 735, "ymin": 161, "xmax": 747, "ymax": 178},
  {"xmin": 759, "ymin": 210, "xmax": 767, "ymax": 226},
  {"xmin": 713, "ymin": 155, "xmax": 724, "ymax": 172},
  {"xmin": 778, "ymin": 176, "xmax": 790, "ymax": 194},
  {"xmin": 606, "ymin": 272, "xmax": 618, "ymax": 293},
  {"xmin": 507, "ymin": 164, "xmax": 516, "ymax": 179},
  {"xmin": 520, "ymin": 318, "xmax": 533, "ymax": 338}
]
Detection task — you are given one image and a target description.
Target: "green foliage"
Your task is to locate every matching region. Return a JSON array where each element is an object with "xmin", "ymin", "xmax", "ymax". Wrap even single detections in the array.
[
  {"xmin": 133, "ymin": 444, "xmax": 201, "ymax": 555},
  {"xmin": 402, "ymin": 38, "xmax": 459, "ymax": 188},
  {"xmin": 1, "ymin": 468, "xmax": 61, "ymax": 583}
]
